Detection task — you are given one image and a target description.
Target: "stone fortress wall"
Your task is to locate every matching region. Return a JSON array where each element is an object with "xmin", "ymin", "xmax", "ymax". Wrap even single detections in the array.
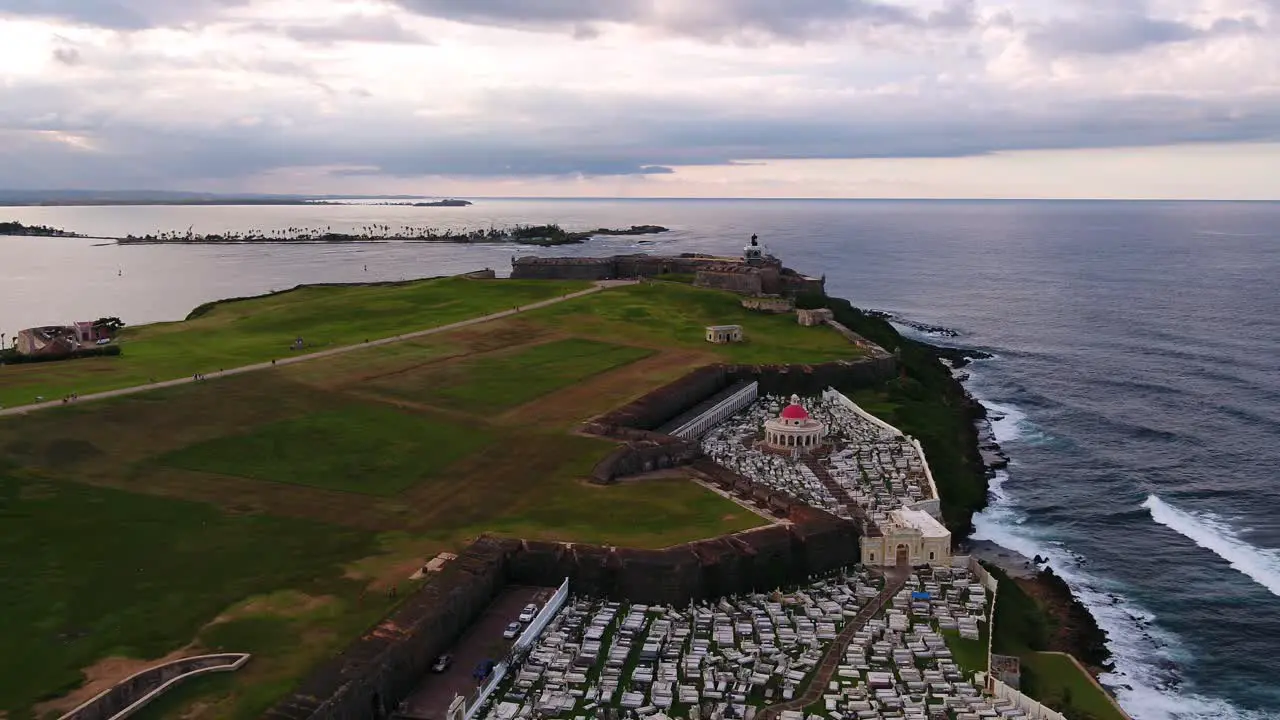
[{"xmin": 510, "ymin": 253, "xmax": 826, "ymax": 296}]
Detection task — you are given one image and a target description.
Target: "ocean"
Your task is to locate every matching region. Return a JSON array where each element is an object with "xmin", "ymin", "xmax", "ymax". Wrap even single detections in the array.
[{"xmin": 3, "ymin": 199, "xmax": 1279, "ymax": 718}]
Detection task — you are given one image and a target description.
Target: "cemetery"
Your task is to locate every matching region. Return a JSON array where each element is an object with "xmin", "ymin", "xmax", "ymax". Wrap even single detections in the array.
[
  {"xmin": 696, "ymin": 392, "xmax": 947, "ymax": 538},
  {"xmin": 466, "ymin": 561, "xmax": 1014, "ymax": 720}
]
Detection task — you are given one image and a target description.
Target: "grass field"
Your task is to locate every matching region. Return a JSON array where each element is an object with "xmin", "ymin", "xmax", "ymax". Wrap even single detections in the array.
[
  {"xmin": 365, "ymin": 338, "xmax": 655, "ymax": 414},
  {"xmin": 0, "ymin": 276, "xmax": 588, "ymax": 408},
  {"xmin": 160, "ymin": 403, "xmax": 496, "ymax": 496},
  {"xmin": 0, "ymin": 471, "xmax": 386, "ymax": 719},
  {"xmin": 1022, "ymin": 653, "xmax": 1129, "ymax": 720},
  {"xmin": 0, "ymin": 278, "xmax": 808, "ymax": 716},
  {"xmin": 535, "ymin": 282, "xmax": 860, "ymax": 365}
]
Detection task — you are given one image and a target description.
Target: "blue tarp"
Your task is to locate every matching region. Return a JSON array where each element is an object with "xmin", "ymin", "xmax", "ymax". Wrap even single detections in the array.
[{"xmin": 911, "ymin": 591, "xmax": 932, "ymax": 600}]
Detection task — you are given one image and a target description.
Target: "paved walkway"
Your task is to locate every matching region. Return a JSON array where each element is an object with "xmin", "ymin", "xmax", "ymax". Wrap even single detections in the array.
[
  {"xmin": 758, "ymin": 567, "xmax": 910, "ymax": 720},
  {"xmin": 0, "ymin": 281, "xmax": 630, "ymax": 418}
]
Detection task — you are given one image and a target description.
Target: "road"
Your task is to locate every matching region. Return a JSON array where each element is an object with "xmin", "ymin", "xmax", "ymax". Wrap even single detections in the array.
[{"xmin": 0, "ymin": 281, "xmax": 630, "ymax": 418}]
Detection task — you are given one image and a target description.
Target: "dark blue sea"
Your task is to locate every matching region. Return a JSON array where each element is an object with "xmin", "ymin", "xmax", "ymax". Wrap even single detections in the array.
[{"xmin": 4, "ymin": 199, "xmax": 1279, "ymax": 718}]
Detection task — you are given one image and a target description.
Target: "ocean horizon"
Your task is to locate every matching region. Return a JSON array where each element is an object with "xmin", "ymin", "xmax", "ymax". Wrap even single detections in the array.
[{"xmin": 4, "ymin": 198, "xmax": 1279, "ymax": 719}]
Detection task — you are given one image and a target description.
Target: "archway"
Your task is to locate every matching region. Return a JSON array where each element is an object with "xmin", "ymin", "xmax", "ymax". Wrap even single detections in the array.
[{"xmin": 895, "ymin": 544, "xmax": 910, "ymax": 567}]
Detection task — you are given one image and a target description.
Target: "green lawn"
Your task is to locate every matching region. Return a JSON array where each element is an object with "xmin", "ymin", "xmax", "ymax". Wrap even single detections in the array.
[
  {"xmin": 941, "ymin": 627, "xmax": 989, "ymax": 674},
  {"xmin": 0, "ymin": 471, "xmax": 380, "ymax": 719},
  {"xmin": 0, "ymin": 277, "xmax": 588, "ymax": 408},
  {"xmin": 532, "ymin": 282, "xmax": 860, "ymax": 365},
  {"xmin": 368, "ymin": 338, "xmax": 654, "ymax": 414},
  {"xmin": 160, "ymin": 403, "xmax": 495, "ymax": 496},
  {"xmin": 1022, "ymin": 652, "xmax": 1129, "ymax": 720},
  {"xmin": 477, "ymin": 476, "xmax": 766, "ymax": 547}
]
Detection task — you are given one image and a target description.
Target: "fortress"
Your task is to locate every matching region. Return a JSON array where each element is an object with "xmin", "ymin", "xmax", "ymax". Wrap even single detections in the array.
[
  {"xmin": 266, "ymin": 296, "xmax": 900, "ymax": 719},
  {"xmin": 510, "ymin": 246, "xmax": 825, "ymax": 298}
]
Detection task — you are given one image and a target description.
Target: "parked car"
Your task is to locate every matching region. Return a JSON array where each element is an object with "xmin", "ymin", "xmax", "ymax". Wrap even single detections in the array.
[
  {"xmin": 503, "ymin": 621, "xmax": 521, "ymax": 639},
  {"xmin": 430, "ymin": 654, "xmax": 452, "ymax": 673},
  {"xmin": 518, "ymin": 603, "xmax": 539, "ymax": 623}
]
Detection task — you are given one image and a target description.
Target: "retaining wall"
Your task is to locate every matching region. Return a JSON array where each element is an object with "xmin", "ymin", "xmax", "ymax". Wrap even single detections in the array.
[
  {"xmin": 59, "ymin": 654, "xmax": 251, "ymax": 720},
  {"xmin": 265, "ymin": 538, "xmax": 511, "ymax": 720}
]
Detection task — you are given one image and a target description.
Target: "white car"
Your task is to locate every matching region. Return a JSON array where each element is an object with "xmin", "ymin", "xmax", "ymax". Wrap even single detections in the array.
[
  {"xmin": 518, "ymin": 604, "xmax": 538, "ymax": 623},
  {"xmin": 503, "ymin": 621, "xmax": 521, "ymax": 639}
]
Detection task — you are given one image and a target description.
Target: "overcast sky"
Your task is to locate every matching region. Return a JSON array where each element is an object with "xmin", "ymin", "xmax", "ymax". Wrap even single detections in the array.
[{"xmin": 1, "ymin": 0, "xmax": 1278, "ymax": 198}]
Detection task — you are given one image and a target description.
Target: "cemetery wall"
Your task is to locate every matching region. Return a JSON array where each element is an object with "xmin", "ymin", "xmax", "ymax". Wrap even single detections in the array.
[
  {"xmin": 506, "ymin": 459, "xmax": 861, "ymax": 605},
  {"xmin": 500, "ymin": 509, "xmax": 860, "ymax": 606},
  {"xmin": 263, "ymin": 537, "xmax": 511, "ymax": 720}
]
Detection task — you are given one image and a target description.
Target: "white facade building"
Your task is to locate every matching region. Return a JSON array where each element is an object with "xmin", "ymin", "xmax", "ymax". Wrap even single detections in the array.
[
  {"xmin": 861, "ymin": 508, "xmax": 951, "ymax": 568},
  {"xmin": 705, "ymin": 325, "xmax": 744, "ymax": 344}
]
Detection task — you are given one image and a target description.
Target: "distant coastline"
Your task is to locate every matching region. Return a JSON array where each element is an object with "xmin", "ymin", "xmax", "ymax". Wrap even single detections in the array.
[
  {"xmin": 0, "ymin": 221, "xmax": 85, "ymax": 237},
  {"xmin": 114, "ymin": 224, "xmax": 669, "ymax": 246}
]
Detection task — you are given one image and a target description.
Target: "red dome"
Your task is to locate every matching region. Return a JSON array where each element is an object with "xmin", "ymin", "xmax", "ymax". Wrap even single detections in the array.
[{"xmin": 781, "ymin": 404, "xmax": 809, "ymax": 420}]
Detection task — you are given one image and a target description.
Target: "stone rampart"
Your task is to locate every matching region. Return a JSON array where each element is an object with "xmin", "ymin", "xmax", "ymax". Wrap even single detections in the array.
[
  {"xmin": 502, "ymin": 511, "xmax": 859, "ymax": 606},
  {"xmin": 741, "ymin": 296, "xmax": 796, "ymax": 313},
  {"xmin": 725, "ymin": 357, "xmax": 898, "ymax": 397},
  {"xmin": 584, "ymin": 358, "xmax": 896, "ymax": 483},
  {"xmin": 510, "ymin": 254, "xmax": 823, "ymax": 297},
  {"xmin": 264, "ymin": 537, "xmax": 510, "ymax": 720},
  {"xmin": 694, "ymin": 268, "xmax": 766, "ymax": 295},
  {"xmin": 59, "ymin": 654, "xmax": 251, "ymax": 720}
]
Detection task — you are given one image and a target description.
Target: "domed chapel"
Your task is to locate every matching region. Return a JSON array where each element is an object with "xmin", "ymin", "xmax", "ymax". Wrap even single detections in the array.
[{"xmin": 763, "ymin": 394, "xmax": 826, "ymax": 451}]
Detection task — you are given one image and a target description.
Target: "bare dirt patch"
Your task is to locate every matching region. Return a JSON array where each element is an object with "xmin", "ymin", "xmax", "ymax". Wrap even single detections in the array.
[
  {"xmin": 35, "ymin": 649, "xmax": 197, "ymax": 717},
  {"xmin": 210, "ymin": 590, "xmax": 337, "ymax": 626}
]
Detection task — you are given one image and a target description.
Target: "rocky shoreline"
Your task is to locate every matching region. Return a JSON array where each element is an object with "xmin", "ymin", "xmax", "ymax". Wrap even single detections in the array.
[{"xmin": 924, "ymin": 336, "xmax": 1114, "ymax": 678}]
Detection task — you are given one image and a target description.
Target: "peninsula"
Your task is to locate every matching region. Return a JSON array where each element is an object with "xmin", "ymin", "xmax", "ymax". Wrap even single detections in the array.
[
  {"xmin": 0, "ymin": 245, "xmax": 1118, "ymax": 720},
  {"xmin": 411, "ymin": 198, "xmax": 472, "ymax": 207},
  {"xmin": 114, "ymin": 222, "xmax": 670, "ymax": 246},
  {"xmin": 0, "ymin": 220, "xmax": 84, "ymax": 237}
]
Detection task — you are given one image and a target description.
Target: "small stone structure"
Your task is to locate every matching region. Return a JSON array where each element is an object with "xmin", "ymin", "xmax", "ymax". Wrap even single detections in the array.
[
  {"xmin": 741, "ymin": 295, "xmax": 795, "ymax": 313},
  {"xmin": 705, "ymin": 325, "xmax": 744, "ymax": 344},
  {"xmin": 861, "ymin": 508, "xmax": 951, "ymax": 568},
  {"xmin": 797, "ymin": 307, "xmax": 834, "ymax": 326},
  {"xmin": 762, "ymin": 394, "xmax": 827, "ymax": 451}
]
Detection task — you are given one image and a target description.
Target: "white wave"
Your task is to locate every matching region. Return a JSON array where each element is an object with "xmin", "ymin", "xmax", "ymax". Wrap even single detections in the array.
[
  {"xmin": 1143, "ymin": 495, "xmax": 1280, "ymax": 597},
  {"xmin": 969, "ymin": 403, "xmax": 1264, "ymax": 719},
  {"xmin": 981, "ymin": 399, "xmax": 1029, "ymax": 445}
]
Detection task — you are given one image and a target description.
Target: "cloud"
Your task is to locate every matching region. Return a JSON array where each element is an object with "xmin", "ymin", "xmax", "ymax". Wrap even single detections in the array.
[
  {"xmin": 51, "ymin": 45, "xmax": 83, "ymax": 65},
  {"xmin": 1027, "ymin": 10, "xmax": 1264, "ymax": 56},
  {"xmin": 388, "ymin": 0, "xmax": 978, "ymax": 40},
  {"xmin": 1, "ymin": 0, "xmax": 1278, "ymax": 192},
  {"xmin": 0, "ymin": 0, "xmax": 248, "ymax": 29},
  {"xmin": 249, "ymin": 15, "xmax": 432, "ymax": 45}
]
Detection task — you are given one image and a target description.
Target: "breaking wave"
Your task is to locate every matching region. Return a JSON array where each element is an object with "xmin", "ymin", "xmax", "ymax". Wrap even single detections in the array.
[
  {"xmin": 967, "ymin": 396, "xmax": 1274, "ymax": 720},
  {"xmin": 1143, "ymin": 495, "xmax": 1280, "ymax": 598}
]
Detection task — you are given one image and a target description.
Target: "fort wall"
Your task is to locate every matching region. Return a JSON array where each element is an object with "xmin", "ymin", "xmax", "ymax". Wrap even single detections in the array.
[
  {"xmin": 265, "ymin": 538, "xmax": 510, "ymax": 720},
  {"xmin": 510, "ymin": 254, "xmax": 824, "ymax": 296}
]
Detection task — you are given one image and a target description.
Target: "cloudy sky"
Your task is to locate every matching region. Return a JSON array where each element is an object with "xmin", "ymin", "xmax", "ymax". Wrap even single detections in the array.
[{"xmin": 1, "ymin": 0, "xmax": 1278, "ymax": 198}]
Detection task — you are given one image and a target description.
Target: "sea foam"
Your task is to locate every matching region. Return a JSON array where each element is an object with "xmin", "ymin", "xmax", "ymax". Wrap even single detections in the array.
[
  {"xmin": 1143, "ymin": 495, "xmax": 1280, "ymax": 598},
  {"xmin": 969, "ymin": 403, "xmax": 1265, "ymax": 720}
]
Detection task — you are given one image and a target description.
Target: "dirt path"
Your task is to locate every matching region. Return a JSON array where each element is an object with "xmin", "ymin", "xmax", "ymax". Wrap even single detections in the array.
[
  {"xmin": 0, "ymin": 282, "xmax": 627, "ymax": 419},
  {"xmin": 758, "ymin": 567, "xmax": 909, "ymax": 720}
]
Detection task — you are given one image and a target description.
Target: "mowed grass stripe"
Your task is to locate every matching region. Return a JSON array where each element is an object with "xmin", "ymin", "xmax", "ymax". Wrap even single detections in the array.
[
  {"xmin": 159, "ymin": 403, "xmax": 494, "ymax": 496},
  {"xmin": 0, "ymin": 277, "xmax": 588, "ymax": 408},
  {"xmin": 366, "ymin": 338, "xmax": 655, "ymax": 414}
]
